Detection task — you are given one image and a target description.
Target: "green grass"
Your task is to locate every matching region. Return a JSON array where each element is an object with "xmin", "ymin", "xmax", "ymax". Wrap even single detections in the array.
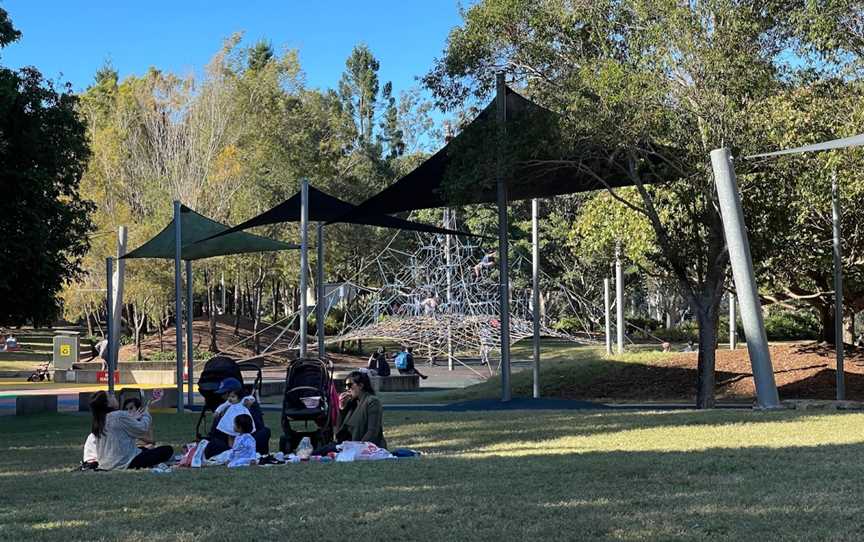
[
  {"xmin": 0, "ymin": 360, "xmax": 41, "ymax": 372},
  {"xmin": 2, "ymin": 408, "xmax": 864, "ymax": 540},
  {"xmin": 442, "ymin": 341, "xmax": 681, "ymax": 402}
]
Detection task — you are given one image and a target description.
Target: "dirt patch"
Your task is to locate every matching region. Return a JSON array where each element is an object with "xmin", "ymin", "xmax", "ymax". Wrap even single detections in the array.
[{"xmin": 561, "ymin": 342, "xmax": 864, "ymax": 402}]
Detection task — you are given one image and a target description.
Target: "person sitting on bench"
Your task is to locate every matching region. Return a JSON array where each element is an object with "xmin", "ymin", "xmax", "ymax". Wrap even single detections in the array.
[{"xmin": 394, "ymin": 346, "xmax": 427, "ymax": 380}]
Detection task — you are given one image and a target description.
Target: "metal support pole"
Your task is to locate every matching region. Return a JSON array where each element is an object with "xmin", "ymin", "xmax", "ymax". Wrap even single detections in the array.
[
  {"xmin": 710, "ymin": 148, "xmax": 779, "ymax": 408},
  {"xmin": 445, "ymin": 208, "xmax": 454, "ymax": 371},
  {"xmin": 604, "ymin": 278, "xmax": 612, "ymax": 355},
  {"xmin": 105, "ymin": 257, "xmax": 114, "ymax": 395},
  {"xmin": 299, "ymin": 179, "xmax": 309, "ymax": 359},
  {"xmin": 111, "ymin": 226, "xmax": 127, "ymax": 369},
  {"xmin": 185, "ymin": 260, "xmax": 194, "ymax": 408},
  {"xmin": 832, "ymin": 172, "xmax": 845, "ymax": 400},
  {"xmin": 495, "ymin": 72, "xmax": 511, "ymax": 402},
  {"xmin": 615, "ymin": 243, "xmax": 624, "ymax": 354},
  {"xmin": 316, "ymin": 222, "xmax": 326, "ymax": 359},
  {"xmin": 729, "ymin": 291, "xmax": 736, "ymax": 350},
  {"xmin": 531, "ymin": 198, "xmax": 540, "ymax": 398},
  {"xmin": 173, "ymin": 200, "xmax": 184, "ymax": 413}
]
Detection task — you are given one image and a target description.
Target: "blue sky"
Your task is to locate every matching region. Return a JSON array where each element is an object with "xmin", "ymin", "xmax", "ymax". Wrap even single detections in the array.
[{"xmin": 0, "ymin": 1, "xmax": 467, "ymax": 96}]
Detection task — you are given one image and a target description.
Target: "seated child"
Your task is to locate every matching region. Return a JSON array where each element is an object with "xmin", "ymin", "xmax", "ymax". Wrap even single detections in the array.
[
  {"xmin": 204, "ymin": 377, "xmax": 259, "ymax": 459},
  {"xmin": 227, "ymin": 414, "xmax": 257, "ymax": 468}
]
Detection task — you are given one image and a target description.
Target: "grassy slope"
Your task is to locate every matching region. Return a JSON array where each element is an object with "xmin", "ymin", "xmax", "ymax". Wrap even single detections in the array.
[
  {"xmin": 441, "ymin": 341, "xmax": 676, "ymax": 402},
  {"xmin": 3, "ymin": 409, "xmax": 864, "ymax": 541}
]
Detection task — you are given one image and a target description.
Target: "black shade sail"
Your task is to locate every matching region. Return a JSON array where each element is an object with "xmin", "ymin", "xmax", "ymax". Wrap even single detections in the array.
[
  {"xmin": 337, "ymin": 86, "xmax": 667, "ymax": 220},
  {"xmin": 122, "ymin": 205, "xmax": 298, "ymax": 261},
  {"xmin": 203, "ymin": 185, "xmax": 479, "ymax": 242}
]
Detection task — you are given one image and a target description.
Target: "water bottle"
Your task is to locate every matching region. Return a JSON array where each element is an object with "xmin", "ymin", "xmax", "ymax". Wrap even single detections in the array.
[{"xmin": 295, "ymin": 436, "xmax": 313, "ymax": 460}]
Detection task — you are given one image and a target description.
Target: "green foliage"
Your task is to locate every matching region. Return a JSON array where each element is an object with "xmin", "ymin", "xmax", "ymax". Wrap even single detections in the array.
[
  {"xmin": 0, "ymin": 11, "xmax": 94, "ymax": 326},
  {"xmin": 763, "ymin": 307, "xmax": 820, "ymax": 341},
  {"xmin": 145, "ymin": 347, "xmax": 209, "ymax": 361}
]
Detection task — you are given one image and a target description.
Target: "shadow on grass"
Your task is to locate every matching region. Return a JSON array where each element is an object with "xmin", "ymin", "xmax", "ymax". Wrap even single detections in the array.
[{"xmin": 3, "ymin": 438, "xmax": 864, "ymax": 540}]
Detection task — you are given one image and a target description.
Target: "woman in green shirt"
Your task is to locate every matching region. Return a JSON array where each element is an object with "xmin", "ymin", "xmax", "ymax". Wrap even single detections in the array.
[{"xmin": 336, "ymin": 371, "xmax": 387, "ymax": 448}]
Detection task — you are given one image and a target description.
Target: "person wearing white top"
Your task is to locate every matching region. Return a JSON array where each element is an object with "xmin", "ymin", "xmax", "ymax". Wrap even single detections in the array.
[
  {"xmin": 214, "ymin": 394, "xmax": 256, "ymax": 436},
  {"xmin": 203, "ymin": 377, "xmax": 271, "ymax": 459}
]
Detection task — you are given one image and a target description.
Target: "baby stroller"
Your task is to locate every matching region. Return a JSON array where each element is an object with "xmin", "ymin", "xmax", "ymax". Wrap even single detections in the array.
[
  {"xmin": 195, "ymin": 355, "xmax": 263, "ymax": 441},
  {"xmin": 279, "ymin": 357, "xmax": 334, "ymax": 453}
]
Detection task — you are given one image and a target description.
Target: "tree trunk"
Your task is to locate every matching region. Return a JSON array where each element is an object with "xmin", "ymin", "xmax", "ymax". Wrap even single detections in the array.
[
  {"xmin": 133, "ymin": 306, "xmax": 144, "ymax": 361},
  {"xmin": 233, "ymin": 278, "xmax": 241, "ymax": 337},
  {"xmin": 157, "ymin": 309, "xmax": 165, "ymax": 353},
  {"xmin": 253, "ymin": 270, "xmax": 265, "ymax": 355},
  {"xmin": 85, "ymin": 306, "xmax": 94, "ymax": 337},
  {"xmin": 206, "ymin": 269, "xmax": 218, "ymax": 353},
  {"xmin": 818, "ymin": 303, "xmax": 836, "ymax": 344},
  {"xmin": 273, "ymin": 279, "xmax": 280, "ymax": 321},
  {"xmin": 693, "ymin": 298, "xmax": 720, "ymax": 409}
]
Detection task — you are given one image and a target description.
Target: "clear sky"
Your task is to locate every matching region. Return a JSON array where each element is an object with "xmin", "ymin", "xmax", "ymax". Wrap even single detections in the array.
[{"xmin": 0, "ymin": 1, "xmax": 467, "ymax": 96}]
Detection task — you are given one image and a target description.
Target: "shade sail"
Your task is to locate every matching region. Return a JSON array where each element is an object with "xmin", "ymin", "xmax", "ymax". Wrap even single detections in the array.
[
  {"xmin": 123, "ymin": 205, "xmax": 298, "ymax": 261},
  {"xmin": 202, "ymin": 185, "xmax": 479, "ymax": 242},
  {"xmin": 337, "ymin": 86, "xmax": 661, "ymax": 221},
  {"xmin": 746, "ymin": 133, "xmax": 864, "ymax": 159}
]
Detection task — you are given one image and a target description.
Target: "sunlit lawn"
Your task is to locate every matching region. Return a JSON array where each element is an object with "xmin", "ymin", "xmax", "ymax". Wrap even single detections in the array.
[{"xmin": 2, "ymin": 408, "xmax": 864, "ymax": 541}]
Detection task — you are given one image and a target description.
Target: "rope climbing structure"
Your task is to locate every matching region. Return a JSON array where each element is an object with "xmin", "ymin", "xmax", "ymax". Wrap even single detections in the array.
[{"xmin": 330, "ymin": 211, "xmax": 599, "ymax": 376}]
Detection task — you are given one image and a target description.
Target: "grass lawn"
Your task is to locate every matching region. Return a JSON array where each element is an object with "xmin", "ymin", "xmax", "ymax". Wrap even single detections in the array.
[
  {"xmin": 0, "ymin": 360, "xmax": 41, "ymax": 372},
  {"xmin": 439, "ymin": 341, "xmax": 679, "ymax": 403},
  {"xmin": 2, "ymin": 408, "xmax": 864, "ymax": 541}
]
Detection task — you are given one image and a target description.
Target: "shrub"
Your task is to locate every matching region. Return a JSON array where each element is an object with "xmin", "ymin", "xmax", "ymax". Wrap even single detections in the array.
[{"xmin": 763, "ymin": 307, "xmax": 819, "ymax": 341}]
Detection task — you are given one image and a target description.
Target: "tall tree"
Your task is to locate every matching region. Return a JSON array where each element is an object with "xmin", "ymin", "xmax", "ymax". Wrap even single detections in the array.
[
  {"xmin": 338, "ymin": 44, "xmax": 380, "ymax": 149},
  {"xmin": 425, "ymin": 0, "xmax": 798, "ymax": 407},
  {"xmin": 0, "ymin": 9, "xmax": 94, "ymax": 325}
]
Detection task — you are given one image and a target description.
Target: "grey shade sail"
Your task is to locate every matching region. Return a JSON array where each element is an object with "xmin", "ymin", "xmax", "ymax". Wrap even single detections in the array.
[
  {"xmin": 122, "ymin": 205, "xmax": 298, "ymax": 261},
  {"xmin": 336, "ymin": 86, "xmax": 669, "ymax": 221},
  {"xmin": 201, "ymin": 185, "xmax": 480, "ymax": 243},
  {"xmin": 746, "ymin": 133, "xmax": 864, "ymax": 159}
]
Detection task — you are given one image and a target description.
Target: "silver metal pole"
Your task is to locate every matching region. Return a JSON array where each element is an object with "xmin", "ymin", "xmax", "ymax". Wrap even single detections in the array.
[
  {"xmin": 615, "ymin": 243, "xmax": 624, "ymax": 354},
  {"xmin": 316, "ymin": 222, "xmax": 326, "ymax": 359},
  {"xmin": 531, "ymin": 198, "xmax": 540, "ymax": 398},
  {"xmin": 299, "ymin": 179, "xmax": 309, "ymax": 359},
  {"xmin": 495, "ymin": 72, "xmax": 511, "ymax": 402},
  {"xmin": 710, "ymin": 148, "xmax": 779, "ymax": 408},
  {"xmin": 173, "ymin": 200, "xmax": 184, "ymax": 413},
  {"xmin": 105, "ymin": 257, "xmax": 114, "ymax": 395},
  {"xmin": 186, "ymin": 260, "xmax": 194, "ymax": 408},
  {"xmin": 445, "ymin": 208, "xmax": 453, "ymax": 371},
  {"xmin": 832, "ymin": 172, "xmax": 845, "ymax": 400},
  {"xmin": 729, "ymin": 291, "xmax": 736, "ymax": 350},
  {"xmin": 604, "ymin": 278, "xmax": 612, "ymax": 355},
  {"xmin": 111, "ymin": 226, "xmax": 127, "ymax": 368}
]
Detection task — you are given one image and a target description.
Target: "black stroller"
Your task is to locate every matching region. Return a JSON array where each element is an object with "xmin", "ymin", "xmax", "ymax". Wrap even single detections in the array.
[
  {"xmin": 195, "ymin": 355, "xmax": 263, "ymax": 441},
  {"xmin": 279, "ymin": 357, "xmax": 334, "ymax": 453}
]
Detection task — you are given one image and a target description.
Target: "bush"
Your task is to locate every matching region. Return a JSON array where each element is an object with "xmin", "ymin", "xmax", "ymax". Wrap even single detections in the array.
[
  {"xmin": 652, "ymin": 321, "xmax": 698, "ymax": 343},
  {"xmin": 763, "ymin": 308, "xmax": 819, "ymax": 341},
  {"xmin": 145, "ymin": 348, "xmax": 209, "ymax": 361}
]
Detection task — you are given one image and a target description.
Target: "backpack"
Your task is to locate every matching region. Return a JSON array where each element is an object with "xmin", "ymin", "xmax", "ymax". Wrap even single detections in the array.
[{"xmin": 395, "ymin": 352, "xmax": 409, "ymax": 370}]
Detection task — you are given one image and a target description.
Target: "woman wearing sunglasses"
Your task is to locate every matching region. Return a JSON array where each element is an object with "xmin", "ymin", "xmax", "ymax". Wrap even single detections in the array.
[{"xmin": 335, "ymin": 371, "xmax": 387, "ymax": 448}]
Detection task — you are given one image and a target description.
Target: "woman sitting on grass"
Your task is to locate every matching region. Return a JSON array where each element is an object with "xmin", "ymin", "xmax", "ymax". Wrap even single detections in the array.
[
  {"xmin": 335, "ymin": 371, "xmax": 387, "ymax": 448},
  {"xmin": 88, "ymin": 391, "xmax": 173, "ymax": 470}
]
